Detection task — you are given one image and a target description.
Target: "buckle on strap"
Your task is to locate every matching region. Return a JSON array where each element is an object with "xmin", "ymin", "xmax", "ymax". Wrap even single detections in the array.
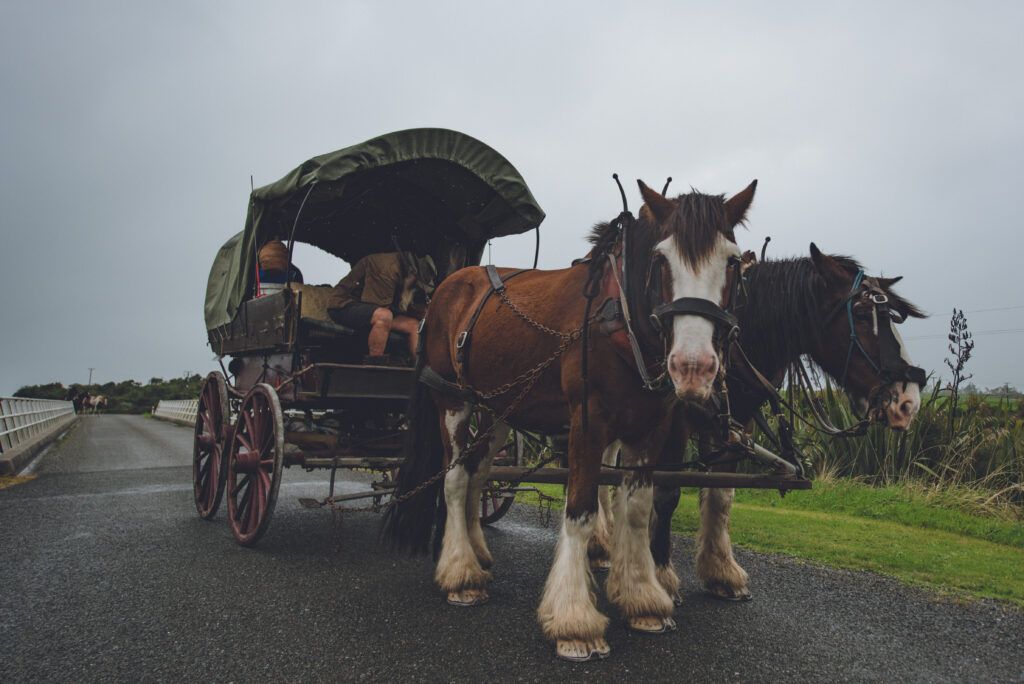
[{"xmin": 456, "ymin": 331, "xmax": 469, "ymax": 349}]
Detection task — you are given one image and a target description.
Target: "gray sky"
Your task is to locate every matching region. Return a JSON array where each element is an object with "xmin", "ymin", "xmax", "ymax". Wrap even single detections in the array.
[{"xmin": 2, "ymin": 1, "xmax": 1021, "ymax": 395}]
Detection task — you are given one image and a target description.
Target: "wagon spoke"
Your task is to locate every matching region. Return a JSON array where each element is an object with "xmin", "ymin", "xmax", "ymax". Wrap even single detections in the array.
[
  {"xmin": 235, "ymin": 430, "xmax": 254, "ymax": 455},
  {"xmin": 259, "ymin": 458, "xmax": 274, "ymax": 468},
  {"xmin": 255, "ymin": 473, "xmax": 267, "ymax": 517},
  {"xmin": 199, "ymin": 454, "xmax": 212, "ymax": 483},
  {"xmin": 259, "ymin": 429, "xmax": 274, "ymax": 457},
  {"xmin": 232, "ymin": 474, "xmax": 251, "ymax": 498},
  {"xmin": 247, "ymin": 479, "xmax": 263, "ymax": 530},
  {"xmin": 257, "ymin": 467, "xmax": 271, "ymax": 491},
  {"xmin": 236, "ymin": 480, "xmax": 253, "ymax": 523}
]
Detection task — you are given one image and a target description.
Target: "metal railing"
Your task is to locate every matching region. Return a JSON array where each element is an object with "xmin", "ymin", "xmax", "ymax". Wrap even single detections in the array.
[
  {"xmin": 0, "ymin": 397, "xmax": 76, "ymax": 454},
  {"xmin": 153, "ymin": 400, "xmax": 198, "ymax": 424}
]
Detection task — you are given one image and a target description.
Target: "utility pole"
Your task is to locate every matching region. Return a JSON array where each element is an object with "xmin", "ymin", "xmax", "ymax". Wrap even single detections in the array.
[{"xmin": 88, "ymin": 368, "xmax": 94, "ymax": 386}]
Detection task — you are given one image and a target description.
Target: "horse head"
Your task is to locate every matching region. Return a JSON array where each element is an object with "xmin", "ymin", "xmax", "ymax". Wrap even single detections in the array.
[
  {"xmin": 808, "ymin": 244, "xmax": 926, "ymax": 430},
  {"xmin": 636, "ymin": 180, "xmax": 756, "ymax": 401}
]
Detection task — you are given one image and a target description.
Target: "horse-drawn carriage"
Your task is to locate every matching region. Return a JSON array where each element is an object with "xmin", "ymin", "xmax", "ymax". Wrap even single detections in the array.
[{"xmin": 194, "ymin": 128, "xmax": 816, "ymax": 550}]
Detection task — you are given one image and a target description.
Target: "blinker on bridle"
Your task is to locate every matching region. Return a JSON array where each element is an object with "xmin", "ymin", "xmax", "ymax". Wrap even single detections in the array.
[{"xmin": 827, "ymin": 268, "xmax": 927, "ymax": 393}]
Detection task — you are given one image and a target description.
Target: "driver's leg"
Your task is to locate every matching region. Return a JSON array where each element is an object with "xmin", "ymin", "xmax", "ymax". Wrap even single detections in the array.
[
  {"xmin": 391, "ymin": 315, "xmax": 421, "ymax": 358},
  {"xmin": 367, "ymin": 307, "xmax": 394, "ymax": 356}
]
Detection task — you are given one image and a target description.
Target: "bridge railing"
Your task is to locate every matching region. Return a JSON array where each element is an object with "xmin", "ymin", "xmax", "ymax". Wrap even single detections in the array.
[
  {"xmin": 0, "ymin": 398, "xmax": 76, "ymax": 455},
  {"xmin": 153, "ymin": 400, "xmax": 198, "ymax": 426}
]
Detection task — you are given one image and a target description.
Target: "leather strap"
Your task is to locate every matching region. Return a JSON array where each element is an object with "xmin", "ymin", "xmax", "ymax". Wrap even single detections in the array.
[
  {"xmin": 651, "ymin": 297, "xmax": 738, "ymax": 332},
  {"xmin": 485, "ymin": 264, "xmax": 505, "ymax": 292},
  {"xmin": 456, "ymin": 266, "xmax": 528, "ymax": 379}
]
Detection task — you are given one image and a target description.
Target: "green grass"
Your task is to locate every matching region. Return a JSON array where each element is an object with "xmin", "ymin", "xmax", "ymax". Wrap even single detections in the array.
[{"xmin": 518, "ymin": 479, "xmax": 1024, "ymax": 605}]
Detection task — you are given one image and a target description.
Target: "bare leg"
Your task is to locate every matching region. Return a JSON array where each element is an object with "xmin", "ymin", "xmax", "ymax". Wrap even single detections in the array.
[
  {"xmin": 537, "ymin": 407, "xmax": 611, "ymax": 661},
  {"xmin": 465, "ymin": 420, "xmax": 510, "ymax": 570},
  {"xmin": 606, "ymin": 442, "xmax": 676, "ymax": 633},
  {"xmin": 695, "ymin": 487, "xmax": 751, "ymax": 600},
  {"xmin": 367, "ymin": 307, "xmax": 394, "ymax": 357},
  {"xmin": 391, "ymin": 314, "xmax": 421, "ymax": 358},
  {"xmin": 435, "ymin": 404, "xmax": 491, "ymax": 605}
]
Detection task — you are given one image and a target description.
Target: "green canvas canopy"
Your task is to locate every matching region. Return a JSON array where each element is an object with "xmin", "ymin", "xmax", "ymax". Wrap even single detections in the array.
[{"xmin": 204, "ymin": 128, "xmax": 546, "ymax": 332}]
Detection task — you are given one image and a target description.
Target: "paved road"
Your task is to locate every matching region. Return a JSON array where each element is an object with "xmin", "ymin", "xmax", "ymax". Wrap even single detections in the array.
[{"xmin": 1, "ymin": 416, "xmax": 1022, "ymax": 682}]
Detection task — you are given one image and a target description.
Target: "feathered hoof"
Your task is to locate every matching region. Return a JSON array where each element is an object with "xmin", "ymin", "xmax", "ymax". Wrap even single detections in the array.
[
  {"xmin": 555, "ymin": 638, "xmax": 611, "ymax": 662},
  {"xmin": 704, "ymin": 580, "xmax": 752, "ymax": 602},
  {"xmin": 447, "ymin": 589, "xmax": 489, "ymax": 606},
  {"xmin": 628, "ymin": 616, "xmax": 677, "ymax": 634},
  {"xmin": 589, "ymin": 558, "xmax": 612, "ymax": 572}
]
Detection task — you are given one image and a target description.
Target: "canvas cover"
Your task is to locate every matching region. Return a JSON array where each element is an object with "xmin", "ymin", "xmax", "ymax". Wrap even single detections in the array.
[{"xmin": 205, "ymin": 128, "xmax": 545, "ymax": 332}]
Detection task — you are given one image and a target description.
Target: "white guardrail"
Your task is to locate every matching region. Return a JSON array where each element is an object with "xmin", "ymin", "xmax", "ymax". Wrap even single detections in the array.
[
  {"xmin": 0, "ymin": 398, "xmax": 76, "ymax": 455},
  {"xmin": 153, "ymin": 400, "xmax": 198, "ymax": 425}
]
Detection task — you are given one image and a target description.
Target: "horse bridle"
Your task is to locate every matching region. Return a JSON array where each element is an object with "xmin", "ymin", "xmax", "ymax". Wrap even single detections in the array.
[
  {"xmin": 606, "ymin": 212, "xmax": 742, "ymax": 393},
  {"xmin": 825, "ymin": 268, "xmax": 927, "ymax": 398}
]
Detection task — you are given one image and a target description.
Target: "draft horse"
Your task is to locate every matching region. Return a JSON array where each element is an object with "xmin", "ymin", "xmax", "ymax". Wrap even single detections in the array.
[
  {"xmin": 595, "ymin": 244, "xmax": 926, "ymax": 604},
  {"xmin": 385, "ymin": 179, "xmax": 758, "ymax": 661}
]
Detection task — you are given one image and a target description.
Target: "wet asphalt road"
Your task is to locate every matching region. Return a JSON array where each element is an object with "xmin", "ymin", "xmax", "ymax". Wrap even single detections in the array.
[{"xmin": 1, "ymin": 415, "xmax": 1022, "ymax": 683}]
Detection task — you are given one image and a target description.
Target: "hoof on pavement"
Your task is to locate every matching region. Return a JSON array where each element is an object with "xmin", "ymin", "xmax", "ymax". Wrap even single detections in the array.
[
  {"xmin": 556, "ymin": 638, "xmax": 611, "ymax": 662},
  {"xmin": 447, "ymin": 589, "xmax": 489, "ymax": 606},
  {"xmin": 628, "ymin": 616, "xmax": 677, "ymax": 633},
  {"xmin": 704, "ymin": 581, "xmax": 752, "ymax": 602}
]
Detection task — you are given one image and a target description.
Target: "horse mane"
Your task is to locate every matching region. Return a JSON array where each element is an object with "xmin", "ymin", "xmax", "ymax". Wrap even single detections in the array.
[
  {"xmin": 739, "ymin": 255, "xmax": 925, "ymax": 372},
  {"xmin": 587, "ymin": 191, "xmax": 736, "ymax": 343}
]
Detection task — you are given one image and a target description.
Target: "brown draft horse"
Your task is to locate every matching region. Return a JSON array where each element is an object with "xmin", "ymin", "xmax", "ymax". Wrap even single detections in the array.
[
  {"xmin": 384, "ymin": 179, "xmax": 758, "ymax": 661},
  {"xmin": 593, "ymin": 245, "xmax": 925, "ymax": 604}
]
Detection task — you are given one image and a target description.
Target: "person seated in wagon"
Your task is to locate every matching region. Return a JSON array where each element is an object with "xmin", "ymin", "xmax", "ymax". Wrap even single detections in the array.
[{"xmin": 327, "ymin": 251, "xmax": 436, "ymax": 364}]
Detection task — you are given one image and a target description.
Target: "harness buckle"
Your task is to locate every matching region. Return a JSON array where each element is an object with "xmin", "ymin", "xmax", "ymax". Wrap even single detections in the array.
[
  {"xmin": 870, "ymin": 293, "xmax": 889, "ymax": 305},
  {"xmin": 456, "ymin": 331, "xmax": 468, "ymax": 349}
]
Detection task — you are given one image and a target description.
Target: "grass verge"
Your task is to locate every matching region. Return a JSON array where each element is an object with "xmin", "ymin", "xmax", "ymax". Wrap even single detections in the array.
[{"xmin": 517, "ymin": 479, "xmax": 1024, "ymax": 606}]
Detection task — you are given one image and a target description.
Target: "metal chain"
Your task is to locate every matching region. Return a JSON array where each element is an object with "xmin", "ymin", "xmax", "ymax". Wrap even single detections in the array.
[{"xmin": 330, "ymin": 285, "xmax": 596, "ymax": 513}]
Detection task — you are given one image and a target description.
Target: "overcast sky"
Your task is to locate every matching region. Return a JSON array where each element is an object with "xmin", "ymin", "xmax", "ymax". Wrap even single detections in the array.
[{"xmin": 2, "ymin": 1, "xmax": 1021, "ymax": 395}]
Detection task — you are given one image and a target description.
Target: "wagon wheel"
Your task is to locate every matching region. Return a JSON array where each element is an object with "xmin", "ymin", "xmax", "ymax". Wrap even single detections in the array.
[
  {"xmin": 193, "ymin": 371, "xmax": 230, "ymax": 519},
  {"xmin": 480, "ymin": 487, "xmax": 516, "ymax": 526},
  {"xmin": 226, "ymin": 383, "xmax": 284, "ymax": 547}
]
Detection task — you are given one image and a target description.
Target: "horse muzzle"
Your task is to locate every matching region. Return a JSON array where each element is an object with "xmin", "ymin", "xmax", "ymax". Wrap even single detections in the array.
[
  {"xmin": 668, "ymin": 350, "xmax": 719, "ymax": 401},
  {"xmin": 880, "ymin": 382, "xmax": 921, "ymax": 431}
]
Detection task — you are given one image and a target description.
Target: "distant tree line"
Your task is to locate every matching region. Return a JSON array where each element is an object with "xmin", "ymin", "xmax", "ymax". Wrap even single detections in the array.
[{"xmin": 13, "ymin": 375, "xmax": 205, "ymax": 414}]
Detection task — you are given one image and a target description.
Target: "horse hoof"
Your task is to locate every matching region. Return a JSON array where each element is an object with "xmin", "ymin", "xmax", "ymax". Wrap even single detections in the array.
[
  {"xmin": 555, "ymin": 638, "xmax": 611, "ymax": 662},
  {"xmin": 705, "ymin": 582, "xmax": 752, "ymax": 602},
  {"xmin": 447, "ymin": 589, "xmax": 489, "ymax": 606},
  {"xmin": 590, "ymin": 558, "xmax": 612, "ymax": 572},
  {"xmin": 628, "ymin": 616, "xmax": 677, "ymax": 633}
]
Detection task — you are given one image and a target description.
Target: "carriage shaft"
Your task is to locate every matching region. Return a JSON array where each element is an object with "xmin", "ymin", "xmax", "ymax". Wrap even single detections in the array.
[{"xmin": 485, "ymin": 466, "xmax": 811, "ymax": 490}]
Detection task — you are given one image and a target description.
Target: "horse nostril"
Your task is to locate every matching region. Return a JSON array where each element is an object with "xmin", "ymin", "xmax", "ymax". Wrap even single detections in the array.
[{"xmin": 900, "ymin": 400, "xmax": 915, "ymax": 417}]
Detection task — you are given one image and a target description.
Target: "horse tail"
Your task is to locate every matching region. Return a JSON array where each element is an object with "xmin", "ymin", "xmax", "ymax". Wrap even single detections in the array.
[{"xmin": 381, "ymin": 345, "xmax": 446, "ymax": 556}]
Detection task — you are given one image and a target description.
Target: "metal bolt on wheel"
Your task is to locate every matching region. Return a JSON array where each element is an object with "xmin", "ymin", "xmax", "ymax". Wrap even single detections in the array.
[
  {"xmin": 226, "ymin": 383, "xmax": 284, "ymax": 547},
  {"xmin": 192, "ymin": 371, "xmax": 230, "ymax": 519}
]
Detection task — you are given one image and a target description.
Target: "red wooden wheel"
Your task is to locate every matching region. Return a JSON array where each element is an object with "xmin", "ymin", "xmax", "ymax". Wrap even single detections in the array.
[
  {"xmin": 226, "ymin": 384, "xmax": 284, "ymax": 547},
  {"xmin": 193, "ymin": 372, "xmax": 230, "ymax": 519},
  {"xmin": 480, "ymin": 488, "xmax": 515, "ymax": 526}
]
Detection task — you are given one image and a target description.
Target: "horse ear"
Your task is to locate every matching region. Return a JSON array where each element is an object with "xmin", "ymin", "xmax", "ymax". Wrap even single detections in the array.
[
  {"xmin": 637, "ymin": 180, "xmax": 675, "ymax": 222},
  {"xmin": 725, "ymin": 179, "xmax": 757, "ymax": 227},
  {"xmin": 878, "ymin": 275, "xmax": 903, "ymax": 289},
  {"xmin": 809, "ymin": 243, "xmax": 850, "ymax": 286}
]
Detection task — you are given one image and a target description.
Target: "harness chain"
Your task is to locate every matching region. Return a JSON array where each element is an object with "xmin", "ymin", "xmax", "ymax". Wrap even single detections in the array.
[{"xmin": 333, "ymin": 285, "xmax": 600, "ymax": 513}]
